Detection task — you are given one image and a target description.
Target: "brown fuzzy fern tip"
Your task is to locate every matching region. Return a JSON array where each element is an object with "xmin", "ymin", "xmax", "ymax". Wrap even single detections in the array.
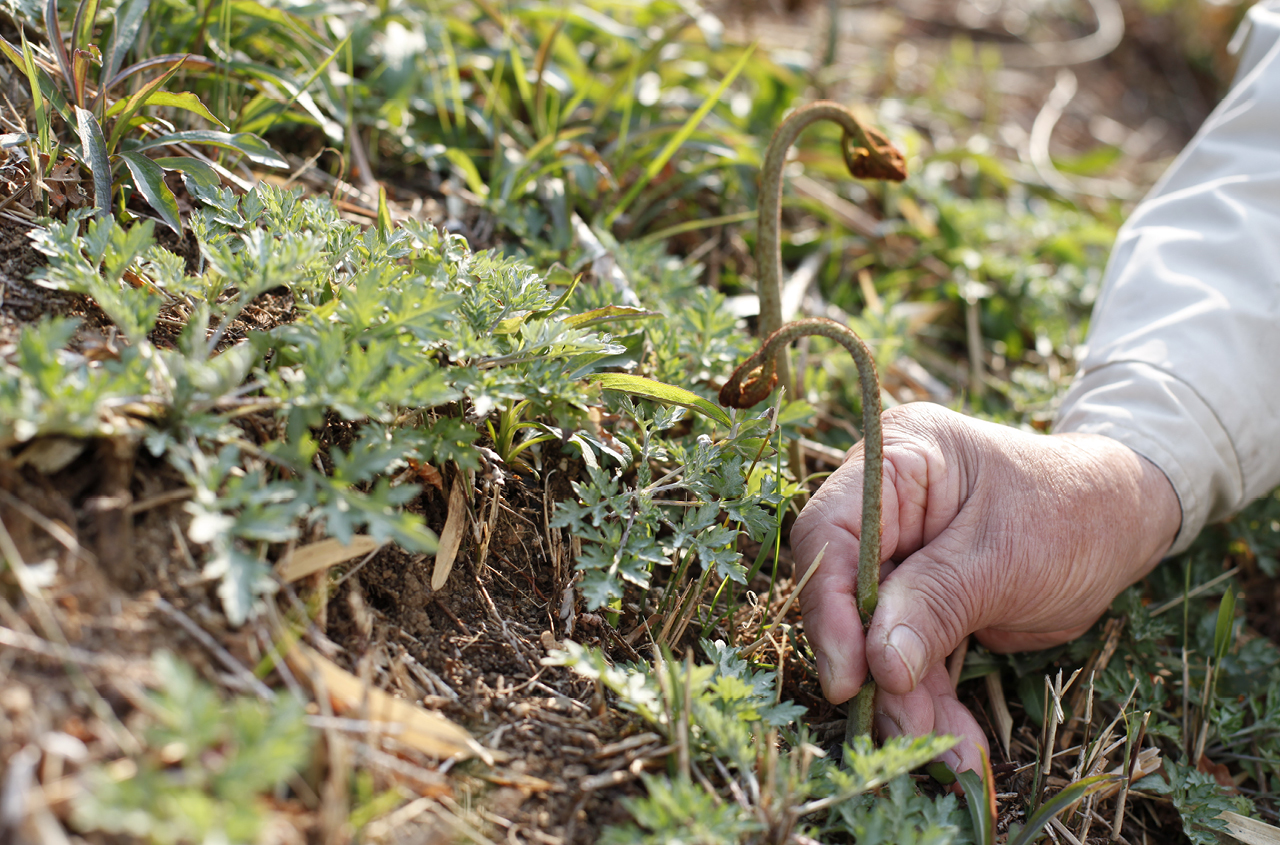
[
  {"xmin": 719, "ymin": 362, "xmax": 777, "ymax": 409},
  {"xmin": 843, "ymin": 125, "xmax": 907, "ymax": 182}
]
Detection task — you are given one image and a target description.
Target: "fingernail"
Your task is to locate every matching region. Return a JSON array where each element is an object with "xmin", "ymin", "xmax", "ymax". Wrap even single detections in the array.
[
  {"xmin": 886, "ymin": 624, "xmax": 925, "ymax": 689},
  {"xmin": 940, "ymin": 749, "xmax": 963, "ymax": 774}
]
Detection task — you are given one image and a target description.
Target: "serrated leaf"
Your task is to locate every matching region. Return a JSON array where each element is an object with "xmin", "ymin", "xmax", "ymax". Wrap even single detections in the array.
[
  {"xmin": 75, "ymin": 106, "xmax": 111, "ymax": 217},
  {"xmin": 118, "ymin": 151, "xmax": 181, "ymax": 233},
  {"xmin": 134, "ymin": 130, "xmax": 287, "ymax": 168},
  {"xmin": 594, "ymin": 373, "xmax": 732, "ymax": 428}
]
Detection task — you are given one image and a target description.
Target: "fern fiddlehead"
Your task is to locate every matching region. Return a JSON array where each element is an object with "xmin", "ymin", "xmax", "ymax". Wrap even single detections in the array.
[{"xmin": 721, "ymin": 101, "xmax": 906, "ymax": 743}]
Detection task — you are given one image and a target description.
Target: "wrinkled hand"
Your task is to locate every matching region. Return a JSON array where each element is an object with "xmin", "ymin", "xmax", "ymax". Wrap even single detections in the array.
[{"xmin": 791, "ymin": 403, "xmax": 1181, "ymax": 773}]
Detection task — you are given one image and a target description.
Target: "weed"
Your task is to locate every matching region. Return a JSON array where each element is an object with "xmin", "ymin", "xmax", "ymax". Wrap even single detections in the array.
[
  {"xmin": 71, "ymin": 651, "xmax": 312, "ymax": 844},
  {"xmin": 2, "ymin": 0, "xmax": 285, "ymax": 231}
]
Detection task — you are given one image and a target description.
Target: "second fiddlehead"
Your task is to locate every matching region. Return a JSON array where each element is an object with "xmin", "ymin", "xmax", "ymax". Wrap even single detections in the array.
[{"xmin": 724, "ymin": 101, "xmax": 906, "ymax": 742}]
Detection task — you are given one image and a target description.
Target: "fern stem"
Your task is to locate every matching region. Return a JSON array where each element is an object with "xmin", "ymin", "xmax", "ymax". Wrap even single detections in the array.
[
  {"xmin": 755, "ymin": 101, "xmax": 906, "ymax": 398},
  {"xmin": 721, "ymin": 317, "xmax": 882, "ymax": 621},
  {"xmin": 727, "ymin": 101, "xmax": 906, "ymax": 744}
]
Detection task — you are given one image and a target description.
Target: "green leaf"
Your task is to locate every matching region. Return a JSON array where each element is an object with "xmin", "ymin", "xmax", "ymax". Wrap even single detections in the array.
[
  {"xmin": 377, "ymin": 186, "xmax": 392, "ymax": 237},
  {"xmin": 956, "ymin": 761, "xmax": 995, "ymax": 845},
  {"xmin": 102, "ymin": 53, "xmax": 215, "ymax": 93},
  {"xmin": 1008, "ymin": 775, "xmax": 1118, "ymax": 845},
  {"xmin": 101, "ymin": 0, "xmax": 149, "ymax": 86},
  {"xmin": 134, "ymin": 130, "xmax": 287, "ymax": 169},
  {"xmin": 1214, "ymin": 587, "xmax": 1237, "ymax": 662},
  {"xmin": 151, "ymin": 156, "xmax": 220, "ymax": 191},
  {"xmin": 106, "ymin": 90, "xmax": 225, "ymax": 128},
  {"xmin": 443, "ymin": 148, "xmax": 488, "ymax": 198},
  {"xmin": 14, "ymin": 33, "xmax": 50, "ymax": 154},
  {"xmin": 258, "ymin": 31, "xmax": 351, "ymax": 136},
  {"xmin": 604, "ymin": 44, "xmax": 755, "ymax": 227},
  {"xmin": 106, "ymin": 57, "xmax": 189, "ymax": 152},
  {"xmin": 527, "ymin": 271, "xmax": 581, "ymax": 320},
  {"xmin": 45, "ymin": 0, "xmax": 74, "ymax": 94},
  {"xmin": 75, "ymin": 106, "xmax": 111, "ymax": 217},
  {"xmin": 594, "ymin": 373, "xmax": 732, "ymax": 428},
  {"xmin": 119, "ymin": 151, "xmax": 181, "ymax": 233},
  {"xmin": 72, "ymin": 0, "xmax": 100, "ymax": 60}
]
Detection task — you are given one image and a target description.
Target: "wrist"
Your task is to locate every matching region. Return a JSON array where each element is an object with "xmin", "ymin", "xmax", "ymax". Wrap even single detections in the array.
[{"xmin": 1049, "ymin": 432, "xmax": 1183, "ymax": 582}]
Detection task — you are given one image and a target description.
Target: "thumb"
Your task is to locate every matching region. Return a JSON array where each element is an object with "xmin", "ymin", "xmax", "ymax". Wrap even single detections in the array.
[{"xmin": 865, "ymin": 538, "xmax": 984, "ymax": 696}]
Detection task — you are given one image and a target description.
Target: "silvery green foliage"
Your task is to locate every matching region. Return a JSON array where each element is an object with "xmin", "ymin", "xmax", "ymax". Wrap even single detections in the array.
[
  {"xmin": 550, "ymin": 640, "xmax": 962, "ymax": 844},
  {"xmin": 72, "ymin": 651, "xmax": 311, "ymax": 844},
  {"xmin": 550, "ymin": 397, "xmax": 782, "ymax": 611},
  {"xmin": 9, "ymin": 184, "xmax": 624, "ymax": 623}
]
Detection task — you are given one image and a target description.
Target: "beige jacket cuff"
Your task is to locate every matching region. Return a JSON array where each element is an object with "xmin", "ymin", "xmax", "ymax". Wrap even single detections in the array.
[
  {"xmin": 1054, "ymin": 0, "xmax": 1280, "ymax": 553},
  {"xmin": 1055, "ymin": 364, "xmax": 1239, "ymax": 555}
]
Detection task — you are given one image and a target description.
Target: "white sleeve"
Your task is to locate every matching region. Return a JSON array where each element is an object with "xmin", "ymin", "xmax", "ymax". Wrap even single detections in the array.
[{"xmin": 1053, "ymin": 0, "xmax": 1280, "ymax": 554}]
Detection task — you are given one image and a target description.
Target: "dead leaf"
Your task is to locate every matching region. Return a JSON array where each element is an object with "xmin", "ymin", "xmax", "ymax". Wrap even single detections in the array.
[
  {"xmin": 984, "ymin": 672, "xmax": 1013, "ymax": 757},
  {"xmin": 276, "ymin": 536, "xmax": 381, "ymax": 583},
  {"xmin": 431, "ymin": 477, "xmax": 468, "ymax": 591},
  {"xmin": 1091, "ymin": 747, "xmax": 1163, "ymax": 801},
  {"xmin": 15, "ymin": 437, "xmax": 86, "ymax": 474},
  {"xmin": 408, "ymin": 459, "xmax": 444, "ymax": 493},
  {"xmin": 286, "ymin": 642, "xmax": 493, "ymax": 762},
  {"xmin": 1220, "ymin": 811, "xmax": 1280, "ymax": 845},
  {"xmin": 44, "ymin": 156, "xmax": 88, "ymax": 210},
  {"xmin": 1199, "ymin": 753, "xmax": 1237, "ymax": 792}
]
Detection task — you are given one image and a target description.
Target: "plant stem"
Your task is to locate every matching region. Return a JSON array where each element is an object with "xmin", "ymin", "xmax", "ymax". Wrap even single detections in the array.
[
  {"xmin": 721, "ymin": 317, "xmax": 882, "ymax": 621},
  {"xmin": 755, "ymin": 102, "xmax": 906, "ymax": 405},
  {"xmin": 726, "ymin": 101, "xmax": 905, "ymax": 745},
  {"xmin": 720, "ymin": 316, "xmax": 882, "ymax": 741}
]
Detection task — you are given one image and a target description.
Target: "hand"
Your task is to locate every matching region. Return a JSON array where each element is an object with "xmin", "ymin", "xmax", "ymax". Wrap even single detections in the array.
[{"xmin": 790, "ymin": 403, "xmax": 1181, "ymax": 773}]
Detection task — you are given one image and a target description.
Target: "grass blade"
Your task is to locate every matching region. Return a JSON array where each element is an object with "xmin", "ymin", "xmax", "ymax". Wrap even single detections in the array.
[
  {"xmin": 562, "ymin": 305, "xmax": 661, "ymax": 330},
  {"xmin": 527, "ymin": 271, "xmax": 581, "ymax": 319},
  {"xmin": 259, "ymin": 31, "xmax": 351, "ymax": 136},
  {"xmin": 443, "ymin": 148, "xmax": 489, "ymax": 198},
  {"xmin": 639, "ymin": 210, "xmax": 756, "ymax": 245},
  {"xmin": 101, "ymin": 0, "xmax": 149, "ymax": 89},
  {"xmin": 16, "ymin": 33, "xmax": 51, "ymax": 155},
  {"xmin": 119, "ymin": 150, "xmax": 181, "ymax": 233},
  {"xmin": 956, "ymin": 752, "xmax": 996, "ymax": 845},
  {"xmin": 603, "ymin": 44, "xmax": 755, "ymax": 228},
  {"xmin": 1214, "ymin": 585, "xmax": 1237, "ymax": 662},
  {"xmin": 594, "ymin": 373, "xmax": 732, "ymax": 428},
  {"xmin": 1009, "ymin": 774, "xmax": 1119, "ymax": 845},
  {"xmin": 587, "ymin": 16, "xmax": 690, "ymax": 126},
  {"xmin": 45, "ymin": 0, "xmax": 75, "ymax": 95},
  {"xmin": 75, "ymin": 106, "xmax": 111, "ymax": 217},
  {"xmin": 376, "ymin": 186, "xmax": 392, "ymax": 236},
  {"xmin": 106, "ymin": 90, "xmax": 224, "ymax": 128},
  {"xmin": 133, "ymin": 130, "xmax": 287, "ymax": 168}
]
